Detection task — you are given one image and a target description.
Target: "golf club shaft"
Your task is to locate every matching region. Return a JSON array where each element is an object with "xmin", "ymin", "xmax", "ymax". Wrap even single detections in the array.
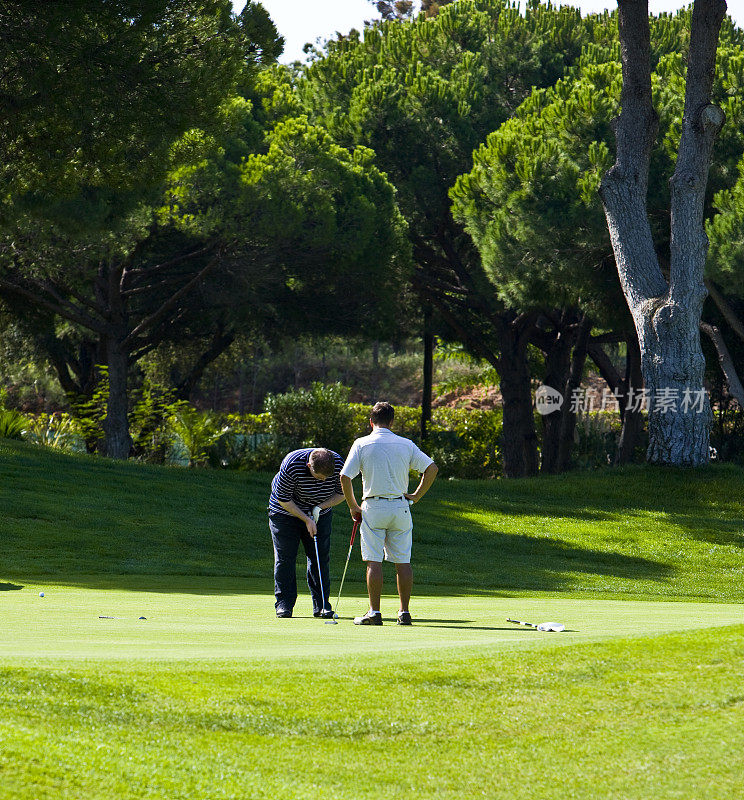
[
  {"xmin": 313, "ymin": 535, "xmax": 326, "ymax": 613},
  {"xmin": 506, "ymin": 618, "xmax": 537, "ymax": 628},
  {"xmin": 334, "ymin": 519, "xmax": 359, "ymax": 615}
]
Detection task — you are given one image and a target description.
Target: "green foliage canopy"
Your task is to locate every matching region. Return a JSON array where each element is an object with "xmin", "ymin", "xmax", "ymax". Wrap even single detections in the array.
[
  {"xmin": 0, "ymin": 0, "xmax": 255, "ymax": 230},
  {"xmin": 451, "ymin": 10, "xmax": 744, "ymax": 318}
]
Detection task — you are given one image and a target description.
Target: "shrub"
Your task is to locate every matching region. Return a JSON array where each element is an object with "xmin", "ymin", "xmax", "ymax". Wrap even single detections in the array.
[
  {"xmin": 571, "ymin": 412, "xmax": 622, "ymax": 469},
  {"xmin": 352, "ymin": 402, "xmax": 502, "ymax": 479},
  {"xmin": 212, "ymin": 413, "xmax": 279, "ymax": 470},
  {"xmin": 70, "ymin": 369, "xmax": 108, "ymax": 452},
  {"xmin": 711, "ymin": 409, "xmax": 744, "ymax": 466},
  {"xmin": 0, "ymin": 408, "xmax": 28, "ymax": 440},
  {"xmin": 24, "ymin": 412, "xmax": 86, "ymax": 452},
  {"xmin": 129, "ymin": 382, "xmax": 179, "ymax": 464},
  {"xmin": 168, "ymin": 404, "xmax": 224, "ymax": 467},
  {"xmin": 428, "ymin": 407, "xmax": 502, "ymax": 479},
  {"xmin": 264, "ymin": 382, "xmax": 357, "ymax": 455}
]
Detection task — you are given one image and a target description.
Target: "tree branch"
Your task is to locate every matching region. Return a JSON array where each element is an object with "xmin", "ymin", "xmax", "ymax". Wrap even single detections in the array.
[
  {"xmin": 122, "ymin": 243, "xmax": 215, "ymax": 286},
  {"xmin": 175, "ymin": 327, "xmax": 236, "ymax": 401},
  {"xmin": 122, "ymin": 254, "xmax": 220, "ymax": 348},
  {"xmin": 669, "ymin": 0, "xmax": 726, "ymax": 307},
  {"xmin": 599, "ymin": 0, "xmax": 667, "ymax": 308},
  {"xmin": 705, "ymin": 278, "xmax": 744, "ymax": 343},
  {"xmin": 587, "ymin": 341, "xmax": 623, "ymax": 394},
  {"xmin": 0, "ymin": 276, "xmax": 108, "ymax": 335},
  {"xmin": 700, "ymin": 321, "xmax": 744, "ymax": 407}
]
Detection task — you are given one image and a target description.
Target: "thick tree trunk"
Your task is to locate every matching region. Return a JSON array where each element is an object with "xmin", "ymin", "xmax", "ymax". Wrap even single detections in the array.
[
  {"xmin": 617, "ymin": 333, "xmax": 644, "ymax": 464},
  {"xmin": 639, "ymin": 302, "xmax": 712, "ymax": 464},
  {"xmin": 415, "ymin": 276, "xmax": 539, "ymax": 477},
  {"xmin": 497, "ymin": 319, "xmax": 539, "ymax": 478},
  {"xmin": 540, "ymin": 321, "xmax": 574, "ymax": 474},
  {"xmin": 421, "ymin": 306, "xmax": 434, "ymax": 442},
  {"xmin": 557, "ymin": 315, "xmax": 591, "ymax": 471},
  {"xmin": 101, "ymin": 333, "xmax": 132, "ymax": 459},
  {"xmin": 599, "ymin": 0, "xmax": 725, "ymax": 466}
]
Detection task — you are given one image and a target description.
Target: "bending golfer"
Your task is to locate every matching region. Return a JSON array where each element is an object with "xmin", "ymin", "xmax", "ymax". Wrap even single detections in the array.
[
  {"xmin": 340, "ymin": 402, "xmax": 438, "ymax": 625},
  {"xmin": 269, "ymin": 447, "xmax": 345, "ymax": 619}
]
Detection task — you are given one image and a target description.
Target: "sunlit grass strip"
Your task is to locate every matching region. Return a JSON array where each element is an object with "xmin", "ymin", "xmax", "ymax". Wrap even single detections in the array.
[{"xmin": 1, "ymin": 626, "xmax": 743, "ymax": 799}]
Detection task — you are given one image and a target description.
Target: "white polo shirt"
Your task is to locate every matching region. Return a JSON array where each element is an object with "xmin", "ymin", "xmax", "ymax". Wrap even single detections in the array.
[{"xmin": 341, "ymin": 427, "xmax": 434, "ymax": 499}]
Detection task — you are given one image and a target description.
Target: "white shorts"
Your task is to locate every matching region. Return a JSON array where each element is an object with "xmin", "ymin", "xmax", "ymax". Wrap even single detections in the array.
[{"xmin": 360, "ymin": 497, "xmax": 412, "ymax": 564}]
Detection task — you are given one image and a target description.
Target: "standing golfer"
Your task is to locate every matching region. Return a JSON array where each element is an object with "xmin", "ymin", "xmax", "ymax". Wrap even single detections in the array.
[
  {"xmin": 340, "ymin": 402, "xmax": 438, "ymax": 625},
  {"xmin": 269, "ymin": 447, "xmax": 345, "ymax": 619}
]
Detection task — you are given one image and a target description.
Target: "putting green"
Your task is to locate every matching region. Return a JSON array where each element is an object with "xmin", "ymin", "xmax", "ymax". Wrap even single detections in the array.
[{"xmin": 5, "ymin": 579, "xmax": 742, "ymax": 660}]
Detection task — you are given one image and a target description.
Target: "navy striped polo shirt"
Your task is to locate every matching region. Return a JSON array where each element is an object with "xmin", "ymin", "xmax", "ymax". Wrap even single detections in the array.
[{"xmin": 269, "ymin": 448, "xmax": 344, "ymax": 517}]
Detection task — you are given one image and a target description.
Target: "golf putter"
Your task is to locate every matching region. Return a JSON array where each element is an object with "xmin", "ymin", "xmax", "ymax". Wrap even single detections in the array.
[
  {"xmin": 507, "ymin": 618, "xmax": 565, "ymax": 632},
  {"xmin": 312, "ymin": 534, "xmax": 329, "ymax": 622},
  {"xmin": 330, "ymin": 515, "xmax": 361, "ymax": 623}
]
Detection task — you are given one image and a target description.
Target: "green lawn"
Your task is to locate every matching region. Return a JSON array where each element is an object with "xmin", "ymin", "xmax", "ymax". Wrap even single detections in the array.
[{"xmin": 1, "ymin": 439, "xmax": 743, "ymax": 798}]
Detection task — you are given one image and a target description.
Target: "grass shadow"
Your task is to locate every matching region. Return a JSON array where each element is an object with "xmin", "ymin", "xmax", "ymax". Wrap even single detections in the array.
[{"xmin": 3, "ymin": 441, "xmax": 743, "ymax": 600}]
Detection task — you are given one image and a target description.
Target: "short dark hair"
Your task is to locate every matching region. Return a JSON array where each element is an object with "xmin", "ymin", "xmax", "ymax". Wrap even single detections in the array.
[
  {"xmin": 309, "ymin": 448, "xmax": 335, "ymax": 476},
  {"xmin": 370, "ymin": 401, "xmax": 394, "ymax": 426}
]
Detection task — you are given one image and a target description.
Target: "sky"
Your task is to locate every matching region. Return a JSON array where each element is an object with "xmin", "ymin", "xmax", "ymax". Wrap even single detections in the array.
[{"xmin": 234, "ymin": 0, "xmax": 744, "ymax": 63}]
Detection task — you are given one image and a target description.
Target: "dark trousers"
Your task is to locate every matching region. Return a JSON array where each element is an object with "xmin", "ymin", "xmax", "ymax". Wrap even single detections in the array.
[{"xmin": 269, "ymin": 511, "xmax": 332, "ymax": 614}]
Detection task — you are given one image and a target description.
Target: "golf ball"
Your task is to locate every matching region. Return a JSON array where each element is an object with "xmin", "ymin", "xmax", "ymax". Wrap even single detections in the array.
[
  {"xmin": 333, "ymin": 612, "xmax": 338, "ymax": 619},
  {"xmin": 39, "ymin": 591, "xmax": 45, "ymax": 597}
]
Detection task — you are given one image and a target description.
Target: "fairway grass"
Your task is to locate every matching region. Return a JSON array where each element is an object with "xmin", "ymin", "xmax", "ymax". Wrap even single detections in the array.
[
  {"xmin": 2, "ymin": 582, "xmax": 744, "ymax": 660},
  {"xmin": 2, "ymin": 585, "xmax": 744, "ymax": 798},
  {"xmin": 2, "ymin": 440, "xmax": 744, "ymax": 797},
  {"xmin": 1, "ymin": 620, "xmax": 743, "ymax": 799}
]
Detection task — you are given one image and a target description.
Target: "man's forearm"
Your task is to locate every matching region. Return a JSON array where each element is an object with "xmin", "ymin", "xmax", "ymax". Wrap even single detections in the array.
[
  {"xmin": 277, "ymin": 499, "xmax": 312, "ymax": 523},
  {"xmin": 408, "ymin": 463, "xmax": 438, "ymax": 502},
  {"xmin": 340, "ymin": 475, "xmax": 360, "ymax": 511},
  {"xmin": 340, "ymin": 475, "xmax": 356, "ymax": 505},
  {"xmin": 320, "ymin": 492, "xmax": 346, "ymax": 510}
]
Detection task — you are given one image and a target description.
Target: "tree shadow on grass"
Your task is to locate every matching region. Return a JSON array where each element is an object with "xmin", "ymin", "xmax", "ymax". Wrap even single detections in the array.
[
  {"xmin": 16, "ymin": 517, "xmax": 672, "ymax": 597},
  {"xmin": 412, "ymin": 519, "xmax": 672, "ymax": 597},
  {"xmin": 12, "ymin": 465, "xmax": 744, "ymax": 596},
  {"xmin": 412, "ymin": 624, "xmax": 517, "ymax": 631},
  {"xmin": 0, "ymin": 582, "xmax": 23, "ymax": 591},
  {"xmin": 438, "ymin": 466, "xmax": 744, "ymax": 551}
]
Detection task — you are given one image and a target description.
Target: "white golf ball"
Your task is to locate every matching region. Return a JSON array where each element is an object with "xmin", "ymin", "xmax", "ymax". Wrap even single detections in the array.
[
  {"xmin": 39, "ymin": 591, "xmax": 45, "ymax": 597},
  {"xmin": 333, "ymin": 612, "xmax": 338, "ymax": 619}
]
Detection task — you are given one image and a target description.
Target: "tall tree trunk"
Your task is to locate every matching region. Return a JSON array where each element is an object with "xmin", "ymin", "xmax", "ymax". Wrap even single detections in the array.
[
  {"xmin": 599, "ymin": 0, "xmax": 725, "ymax": 466},
  {"xmin": 617, "ymin": 332, "xmax": 644, "ymax": 464},
  {"xmin": 102, "ymin": 333, "xmax": 132, "ymax": 459},
  {"xmin": 497, "ymin": 318, "xmax": 539, "ymax": 478},
  {"xmin": 421, "ymin": 307, "xmax": 434, "ymax": 442},
  {"xmin": 415, "ymin": 279, "xmax": 539, "ymax": 477},
  {"xmin": 540, "ymin": 318, "xmax": 575, "ymax": 474},
  {"xmin": 557, "ymin": 315, "xmax": 591, "ymax": 471}
]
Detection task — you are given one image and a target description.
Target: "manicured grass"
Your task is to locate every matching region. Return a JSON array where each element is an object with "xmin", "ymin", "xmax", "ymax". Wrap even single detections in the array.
[
  {"xmin": 1, "ymin": 624, "xmax": 744, "ymax": 799},
  {"xmin": 4, "ymin": 583, "xmax": 744, "ymax": 660},
  {"xmin": 1, "ymin": 439, "xmax": 744, "ymax": 601},
  {"xmin": 1, "ymin": 439, "xmax": 744, "ymax": 798}
]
